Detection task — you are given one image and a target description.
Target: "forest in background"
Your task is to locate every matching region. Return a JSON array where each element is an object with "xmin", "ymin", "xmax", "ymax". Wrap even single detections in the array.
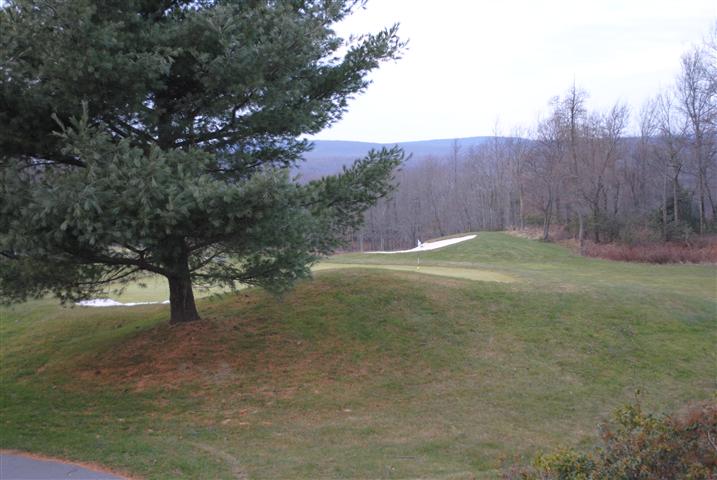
[{"xmin": 347, "ymin": 30, "xmax": 717, "ymax": 259}]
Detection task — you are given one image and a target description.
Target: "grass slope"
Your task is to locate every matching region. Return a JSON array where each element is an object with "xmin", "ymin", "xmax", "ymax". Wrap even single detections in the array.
[{"xmin": 1, "ymin": 233, "xmax": 715, "ymax": 479}]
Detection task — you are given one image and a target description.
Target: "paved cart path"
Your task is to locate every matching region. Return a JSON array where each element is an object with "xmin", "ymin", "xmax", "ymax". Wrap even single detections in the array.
[{"xmin": 0, "ymin": 453, "xmax": 124, "ymax": 479}]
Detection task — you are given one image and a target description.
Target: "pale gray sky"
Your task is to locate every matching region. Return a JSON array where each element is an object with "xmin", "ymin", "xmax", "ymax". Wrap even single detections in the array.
[{"xmin": 312, "ymin": 0, "xmax": 716, "ymax": 143}]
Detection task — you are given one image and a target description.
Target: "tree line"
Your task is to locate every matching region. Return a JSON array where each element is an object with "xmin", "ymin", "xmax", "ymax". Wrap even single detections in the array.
[{"xmin": 350, "ymin": 29, "xmax": 717, "ymax": 252}]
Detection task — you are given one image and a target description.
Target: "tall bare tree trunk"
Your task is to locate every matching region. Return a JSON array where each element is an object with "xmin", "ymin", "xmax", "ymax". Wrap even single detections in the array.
[
  {"xmin": 706, "ymin": 180, "xmax": 717, "ymax": 223},
  {"xmin": 519, "ymin": 186, "xmax": 525, "ymax": 230},
  {"xmin": 663, "ymin": 164, "xmax": 669, "ymax": 240},
  {"xmin": 577, "ymin": 211, "xmax": 585, "ymax": 255},
  {"xmin": 673, "ymin": 174, "xmax": 680, "ymax": 224},
  {"xmin": 698, "ymin": 170, "xmax": 705, "ymax": 234},
  {"xmin": 542, "ymin": 196, "xmax": 553, "ymax": 241}
]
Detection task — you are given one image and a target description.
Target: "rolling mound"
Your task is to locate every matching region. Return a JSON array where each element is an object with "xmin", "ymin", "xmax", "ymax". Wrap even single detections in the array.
[{"xmin": 1, "ymin": 234, "xmax": 715, "ymax": 479}]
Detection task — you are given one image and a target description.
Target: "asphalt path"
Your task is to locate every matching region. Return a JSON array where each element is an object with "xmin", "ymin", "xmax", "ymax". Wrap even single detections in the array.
[{"xmin": 0, "ymin": 454, "xmax": 123, "ymax": 479}]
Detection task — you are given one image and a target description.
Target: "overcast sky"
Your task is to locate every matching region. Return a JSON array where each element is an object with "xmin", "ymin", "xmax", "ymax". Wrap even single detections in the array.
[{"xmin": 311, "ymin": 0, "xmax": 716, "ymax": 143}]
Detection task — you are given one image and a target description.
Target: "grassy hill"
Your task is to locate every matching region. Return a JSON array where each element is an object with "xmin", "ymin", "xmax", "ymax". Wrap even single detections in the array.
[{"xmin": 1, "ymin": 233, "xmax": 715, "ymax": 479}]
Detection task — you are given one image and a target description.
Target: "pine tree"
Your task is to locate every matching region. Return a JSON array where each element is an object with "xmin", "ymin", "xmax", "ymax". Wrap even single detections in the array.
[{"xmin": 0, "ymin": 0, "xmax": 404, "ymax": 323}]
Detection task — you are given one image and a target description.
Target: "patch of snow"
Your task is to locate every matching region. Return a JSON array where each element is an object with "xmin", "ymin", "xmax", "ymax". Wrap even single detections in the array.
[
  {"xmin": 367, "ymin": 234, "xmax": 477, "ymax": 254},
  {"xmin": 76, "ymin": 298, "xmax": 170, "ymax": 307}
]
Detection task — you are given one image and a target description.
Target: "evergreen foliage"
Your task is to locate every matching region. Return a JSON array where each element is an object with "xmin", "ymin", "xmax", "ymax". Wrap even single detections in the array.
[{"xmin": 0, "ymin": 0, "xmax": 405, "ymax": 323}]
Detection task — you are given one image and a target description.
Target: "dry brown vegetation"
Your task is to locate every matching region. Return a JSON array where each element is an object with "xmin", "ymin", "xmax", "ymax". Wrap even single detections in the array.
[
  {"xmin": 573, "ymin": 235, "xmax": 717, "ymax": 264},
  {"xmin": 67, "ymin": 295, "xmax": 388, "ymax": 396},
  {"xmin": 505, "ymin": 400, "xmax": 717, "ymax": 479},
  {"xmin": 509, "ymin": 227, "xmax": 717, "ymax": 264}
]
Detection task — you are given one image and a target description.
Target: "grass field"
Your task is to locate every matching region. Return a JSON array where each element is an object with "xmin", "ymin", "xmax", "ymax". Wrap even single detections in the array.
[{"xmin": 1, "ymin": 232, "xmax": 715, "ymax": 479}]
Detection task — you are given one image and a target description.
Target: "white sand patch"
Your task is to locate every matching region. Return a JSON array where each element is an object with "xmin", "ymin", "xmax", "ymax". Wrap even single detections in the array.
[
  {"xmin": 76, "ymin": 298, "xmax": 170, "ymax": 307},
  {"xmin": 367, "ymin": 234, "xmax": 477, "ymax": 254}
]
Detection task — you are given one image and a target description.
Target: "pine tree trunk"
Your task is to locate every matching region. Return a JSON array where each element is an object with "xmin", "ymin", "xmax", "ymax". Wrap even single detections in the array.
[{"xmin": 168, "ymin": 269, "xmax": 200, "ymax": 324}]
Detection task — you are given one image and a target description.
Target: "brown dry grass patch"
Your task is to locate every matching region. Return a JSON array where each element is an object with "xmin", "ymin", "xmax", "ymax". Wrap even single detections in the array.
[
  {"xmin": 582, "ymin": 238, "xmax": 717, "ymax": 264},
  {"xmin": 65, "ymin": 301, "xmax": 389, "ymax": 396}
]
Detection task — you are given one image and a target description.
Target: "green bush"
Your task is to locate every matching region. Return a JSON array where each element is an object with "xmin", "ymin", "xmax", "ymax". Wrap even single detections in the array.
[{"xmin": 535, "ymin": 449, "xmax": 595, "ymax": 480}]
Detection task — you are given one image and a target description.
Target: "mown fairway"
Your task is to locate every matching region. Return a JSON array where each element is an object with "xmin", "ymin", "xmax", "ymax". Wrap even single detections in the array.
[{"xmin": 1, "ymin": 233, "xmax": 715, "ymax": 479}]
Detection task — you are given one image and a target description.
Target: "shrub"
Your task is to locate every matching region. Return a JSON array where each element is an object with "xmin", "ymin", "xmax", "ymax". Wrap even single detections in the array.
[
  {"xmin": 504, "ymin": 400, "xmax": 717, "ymax": 480},
  {"xmin": 596, "ymin": 402, "xmax": 717, "ymax": 479},
  {"xmin": 582, "ymin": 238, "xmax": 717, "ymax": 264},
  {"xmin": 535, "ymin": 449, "xmax": 595, "ymax": 480}
]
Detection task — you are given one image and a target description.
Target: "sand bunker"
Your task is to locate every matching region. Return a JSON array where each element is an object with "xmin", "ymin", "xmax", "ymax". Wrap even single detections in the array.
[
  {"xmin": 368, "ymin": 234, "xmax": 476, "ymax": 254},
  {"xmin": 76, "ymin": 298, "xmax": 169, "ymax": 307}
]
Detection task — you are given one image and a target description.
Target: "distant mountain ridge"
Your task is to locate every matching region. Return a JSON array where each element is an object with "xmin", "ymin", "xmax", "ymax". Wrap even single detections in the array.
[{"xmin": 299, "ymin": 136, "xmax": 497, "ymax": 178}]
